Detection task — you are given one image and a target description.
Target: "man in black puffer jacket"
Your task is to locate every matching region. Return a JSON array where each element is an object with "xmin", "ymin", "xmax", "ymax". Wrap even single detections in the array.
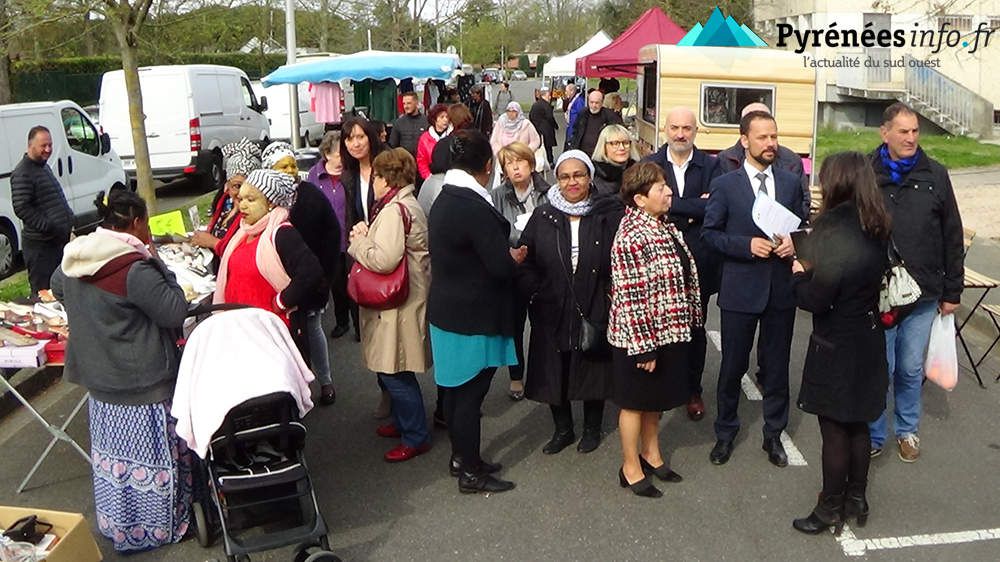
[
  {"xmin": 868, "ymin": 102, "xmax": 964, "ymax": 464},
  {"xmin": 11, "ymin": 125, "xmax": 73, "ymax": 295},
  {"xmin": 388, "ymin": 92, "xmax": 426, "ymax": 158}
]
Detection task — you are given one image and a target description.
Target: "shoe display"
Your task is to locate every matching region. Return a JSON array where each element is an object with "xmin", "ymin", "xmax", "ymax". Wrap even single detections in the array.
[
  {"xmin": 329, "ymin": 324, "xmax": 350, "ymax": 339},
  {"xmin": 375, "ymin": 423, "xmax": 401, "ymax": 438},
  {"xmin": 763, "ymin": 437, "xmax": 788, "ymax": 468},
  {"xmin": 792, "ymin": 493, "xmax": 845, "ymax": 536},
  {"xmin": 384, "ymin": 442, "xmax": 431, "ymax": 463},
  {"xmin": 897, "ymin": 434, "xmax": 920, "ymax": 463},
  {"xmin": 618, "ymin": 467, "xmax": 663, "ymax": 498},
  {"xmin": 458, "ymin": 472, "xmax": 516, "ymax": 494},
  {"xmin": 639, "ymin": 456, "xmax": 683, "ymax": 483},
  {"xmin": 577, "ymin": 427, "xmax": 602, "ymax": 454},
  {"xmin": 686, "ymin": 394, "xmax": 705, "ymax": 421},
  {"xmin": 508, "ymin": 380, "xmax": 525, "ymax": 401},
  {"xmin": 319, "ymin": 384, "xmax": 336, "ymax": 406},
  {"xmin": 542, "ymin": 429, "xmax": 576, "ymax": 455},
  {"xmin": 709, "ymin": 439, "xmax": 734, "ymax": 465}
]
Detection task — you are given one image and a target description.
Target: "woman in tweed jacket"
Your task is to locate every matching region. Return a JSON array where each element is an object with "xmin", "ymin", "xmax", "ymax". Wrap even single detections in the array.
[{"xmin": 608, "ymin": 162, "xmax": 702, "ymax": 498}]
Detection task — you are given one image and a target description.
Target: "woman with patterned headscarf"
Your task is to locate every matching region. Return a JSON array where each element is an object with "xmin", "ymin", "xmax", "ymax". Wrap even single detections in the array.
[
  {"xmin": 192, "ymin": 138, "xmax": 261, "ymax": 256},
  {"xmin": 213, "ymin": 169, "xmax": 325, "ymax": 329},
  {"xmin": 489, "ymin": 101, "xmax": 541, "ymax": 156}
]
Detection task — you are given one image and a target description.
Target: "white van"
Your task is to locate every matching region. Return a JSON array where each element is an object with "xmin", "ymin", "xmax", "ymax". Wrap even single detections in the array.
[
  {"xmin": 0, "ymin": 100, "xmax": 126, "ymax": 276},
  {"xmin": 99, "ymin": 65, "xmax": 270, "ymax": 190},
  {"xmin": 251, "ymin": 81, "xmax": 325, "ymax": 147}
]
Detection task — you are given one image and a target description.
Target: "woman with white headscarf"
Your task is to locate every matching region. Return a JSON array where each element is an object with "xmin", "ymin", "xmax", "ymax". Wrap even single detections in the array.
[
  {"xmin": 192, "ymin": 138, "xmax": 261, "ymax": 256},
  {"xmin": 214, "ymin": 169, "xmax": 326, "ymax": 329},
  {"xmin": 489, "ymin": 101, "xmax": 542, "ymax": 155}
]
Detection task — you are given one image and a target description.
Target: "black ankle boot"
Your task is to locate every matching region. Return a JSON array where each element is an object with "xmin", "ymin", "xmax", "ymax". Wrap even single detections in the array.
[
  {"xmin": 542, "ymin": 429, "xmax": 576, "ymax": 454},
  {"xmin": 793, "ymin": 493, "xmax": 845, "ymax": 536},
  {"xmin": 844, "ymin": 482, "xmax": 869, "ymax": 527},
  {"xmin": 577, "ymin": 426, "xmax": 602, "ymax": 453}
]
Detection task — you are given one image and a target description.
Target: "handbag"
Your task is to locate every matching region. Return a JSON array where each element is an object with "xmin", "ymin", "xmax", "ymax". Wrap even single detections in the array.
[
  {"xmin": 878, "ymin": 238, "xmax": 921, "ymax": 328},
  {"xmin": 347, "ymin": 202, "xmax": 411, "ymax": 311},
  {"xmin": 554, "ymin": 224, "xmax": 604, "ymax": 352}
]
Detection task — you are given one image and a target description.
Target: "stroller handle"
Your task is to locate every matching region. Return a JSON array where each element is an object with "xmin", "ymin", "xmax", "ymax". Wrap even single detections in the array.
[{"xmin": 186, "ymin": 301, "xmax": 254, "ymax": 318}]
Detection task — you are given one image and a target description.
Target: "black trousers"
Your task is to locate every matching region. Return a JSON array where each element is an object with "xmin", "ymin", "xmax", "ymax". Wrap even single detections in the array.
[
  {"xmin": 818, "ymin": 416, "xmax": 871, "ymax": 497},
  {"xmin": 507, "ymin": 298, "xmax": 527, "ymax": 382},
  {"xmin": 687, "ymin": 292, "xmax": 713, "ymax": 396},
  {"xmin": 714, "ymin": 306, "xmax": 795, "ymax": 441},
  {"xmin": 442, "ymin": 368, "xmax": 496, "ymax": 471},
  {"xmin": 550, "ymin": 351, "xmax": 603, "ymax": 430},
  {"xmin": 22, "ymin": 237, "xmax": 65, "ymax": 295}
]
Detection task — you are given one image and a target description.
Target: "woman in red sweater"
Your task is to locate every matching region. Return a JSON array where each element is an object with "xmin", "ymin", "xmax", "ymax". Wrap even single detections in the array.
[{"xmin": 415, "ymin": 104, "xmax": 452, "ymax": 180}]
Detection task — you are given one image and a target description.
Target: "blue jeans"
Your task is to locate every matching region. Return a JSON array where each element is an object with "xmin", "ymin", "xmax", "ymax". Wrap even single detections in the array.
[
  {"xmin": 378, "ymin": 372, "xmax": 430, "ymax": 448},
  {"xmin": 869, "ymin": 300, "xmax": 937, "ymax": 448},
  {"xmin": 305, "ymin": 309, "xmax": 332, "ymax": 387}
]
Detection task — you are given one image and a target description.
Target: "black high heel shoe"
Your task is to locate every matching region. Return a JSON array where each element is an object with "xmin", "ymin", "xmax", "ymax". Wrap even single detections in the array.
[
  {"xmin": 639, "ymin": 456, "xmax": 683, "ymax": 483},
  {"xmin": 793, "ymin": 493, "xmax": 845, "ymax": 536},
  {"xmin": 844, "ymin": 482, "xmax": 869, "ymax": 527},
  {"xmin": 618, "ymin": 467, "xmax": 663, "ymax": 498}
]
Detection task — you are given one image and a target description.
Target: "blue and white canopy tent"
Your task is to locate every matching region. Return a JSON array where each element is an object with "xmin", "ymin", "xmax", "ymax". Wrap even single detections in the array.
[{"xmin": 262, "ymin": 50, "xmax": 462, "ymax": 86}]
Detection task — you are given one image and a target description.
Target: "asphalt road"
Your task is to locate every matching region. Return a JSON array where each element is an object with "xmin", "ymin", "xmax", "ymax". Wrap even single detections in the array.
[{"xmin": 2, "ymin": 274, "xmax": 999, "ymax": 561}]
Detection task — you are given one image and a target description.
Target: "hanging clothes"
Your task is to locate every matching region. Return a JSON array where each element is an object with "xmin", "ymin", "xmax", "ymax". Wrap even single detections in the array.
[
  {"xmin": 310, "ymin": 82, "xmax": 342, "ymax": 124},
  {"xmin": 352, "ymin": 79, "xmax": 372, "ymax": 113},
  {"xmin": 457, "ymin": 74, "xmax": 475, "ymax": 105},
  {"xmin": 370, "ymin": 78, "xmax": 398, "ymax": 122}
]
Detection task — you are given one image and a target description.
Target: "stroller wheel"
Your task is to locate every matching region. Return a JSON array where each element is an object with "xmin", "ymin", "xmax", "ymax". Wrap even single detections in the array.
[
  {"xmin": 192, "ymin": 501, "xmax": 211, "ymax": 547},
  {"xmin": 304, "ymin": 552, "xmax": 341, "ymax": 562}
]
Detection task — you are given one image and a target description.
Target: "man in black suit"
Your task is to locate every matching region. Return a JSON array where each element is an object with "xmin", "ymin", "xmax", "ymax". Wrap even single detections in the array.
[
  {"xmin": 702, "ymin": 111, "xmax": 807, "ymax": 467},
  {"xmin": 642, "ymin": 106, "xmax": 721, "ymax": 422}
]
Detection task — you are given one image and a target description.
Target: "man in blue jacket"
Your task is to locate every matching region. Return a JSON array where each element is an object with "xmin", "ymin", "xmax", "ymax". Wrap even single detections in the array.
[
  {"xmin": 702, "ymin": 111, "xmax": 807, "ymax": 468},
  {"xmin": 643, "ymin": 106, "xmax": 722, "ymax": 422},
  {"xmin": 563, "ymin": 83, "xmax": 585, "ymax": 150}
]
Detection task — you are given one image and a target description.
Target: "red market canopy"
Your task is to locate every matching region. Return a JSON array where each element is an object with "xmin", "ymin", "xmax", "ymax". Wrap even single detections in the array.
[{"xmin": 576, "ymin": 7, "xmax": 686, "ymax": 78}]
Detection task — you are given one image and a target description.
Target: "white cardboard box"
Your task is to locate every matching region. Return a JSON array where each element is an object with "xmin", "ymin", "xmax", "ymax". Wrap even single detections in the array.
[{"xmin": 0, "ymin": 341, "xmax": 47, "ymax": 368}]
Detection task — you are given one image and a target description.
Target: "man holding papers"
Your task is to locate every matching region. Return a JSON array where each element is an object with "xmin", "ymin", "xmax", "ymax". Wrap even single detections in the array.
[{"xmin": 702, "ymin": 110, "xmax": 807, "ymax": 468}]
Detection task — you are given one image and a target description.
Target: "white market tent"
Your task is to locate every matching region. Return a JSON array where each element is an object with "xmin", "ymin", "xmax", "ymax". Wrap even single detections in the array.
[{"xmin": 542, "ymin": 31, "xmax": 613, "ymax": 79}]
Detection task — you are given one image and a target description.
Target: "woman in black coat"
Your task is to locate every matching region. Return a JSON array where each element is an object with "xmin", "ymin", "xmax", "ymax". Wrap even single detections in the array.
[
  {"xmin": 517, "ymin": 150, "xmax": 623, "ymax": 455},
  {"xmin": 790, "ymin": 151, "xmax": 891, "ymax": 536}
]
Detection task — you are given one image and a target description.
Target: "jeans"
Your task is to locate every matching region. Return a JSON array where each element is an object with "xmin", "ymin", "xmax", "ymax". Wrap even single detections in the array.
[
  {"xmin": 305, "ymin": 309, "xmax": 332, "ymax": 386},
  {"xmin": 869, "ymin": 299, "xmax": 937, "ymax": 448},
  {"xmin": 378, "ymin": 371, "xmax": 430, "ymax": 448}
]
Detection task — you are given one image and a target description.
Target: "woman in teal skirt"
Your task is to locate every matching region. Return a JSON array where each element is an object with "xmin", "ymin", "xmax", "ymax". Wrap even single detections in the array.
[{"xmin": 427, "ymin": 129, "xmax": 526, "ymax": 494}]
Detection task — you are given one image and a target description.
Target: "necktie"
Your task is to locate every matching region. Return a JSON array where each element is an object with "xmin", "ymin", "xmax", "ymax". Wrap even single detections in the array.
[{"xmin": 755, "ymin": 172, "xmax": 768, "ymax": 197}]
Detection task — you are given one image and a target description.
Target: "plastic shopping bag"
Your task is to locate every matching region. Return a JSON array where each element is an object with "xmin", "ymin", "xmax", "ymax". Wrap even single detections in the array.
[{"xmin": 924, "ymin": 312, "xmax": 958, "ymax": 391}]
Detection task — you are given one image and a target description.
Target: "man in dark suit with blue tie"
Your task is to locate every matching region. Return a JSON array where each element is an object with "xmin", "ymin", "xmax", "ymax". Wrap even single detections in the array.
[
  {"xmin": 643, "ymin": 106, "xmax": 722, "ymax": 422},
  {"xmin": 702, "ymin": 111, "xmax": 807, "ymax": 467}
]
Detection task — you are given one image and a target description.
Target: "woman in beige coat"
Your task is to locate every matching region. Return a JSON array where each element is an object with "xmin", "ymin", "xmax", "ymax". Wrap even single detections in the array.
[{"xmin": 348, "ymin": 147, "xmax": 433, "ymax": 463}]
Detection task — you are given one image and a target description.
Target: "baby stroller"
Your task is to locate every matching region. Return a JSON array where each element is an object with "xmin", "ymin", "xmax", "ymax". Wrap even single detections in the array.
[{"xmin": 174, "ymin": 305, "xmax": 339, "ymax": 562}]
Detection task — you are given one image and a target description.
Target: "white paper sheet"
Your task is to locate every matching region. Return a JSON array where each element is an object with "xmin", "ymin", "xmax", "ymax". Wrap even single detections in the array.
[{"xmin": 751, "ymin": 192, "xmax": 801, "ymax": 240}]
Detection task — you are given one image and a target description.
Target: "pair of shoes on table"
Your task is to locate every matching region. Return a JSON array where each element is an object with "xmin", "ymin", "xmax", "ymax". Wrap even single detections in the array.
[
  {"xmin": 618, "ymin": 467, "xmax": 662, "ymax": 498},
  {"xmin": 384, "ymin": 441, "xmax": 431, "ymax": 463},
  {"xmin": 319, "ymin": 384, "xmax": 336, "ymax": 406},
  {"xmin": 686, "ymin": 394, "xmax": 705, "ymax": 421},
  {"xmin": 508, "ymin": 380, "xmax": 524, "ymax": 401}
]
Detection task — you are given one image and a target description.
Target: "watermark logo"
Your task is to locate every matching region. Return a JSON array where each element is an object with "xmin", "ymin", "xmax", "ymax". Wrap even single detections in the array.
[{"xmin": 678, "ymin": 7, "xmax": 767, "ymax": 47}]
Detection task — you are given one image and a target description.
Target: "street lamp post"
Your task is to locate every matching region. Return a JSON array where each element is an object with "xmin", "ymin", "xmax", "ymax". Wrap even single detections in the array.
[{"xmin": 285, "ymin": 0, "xmax": 301, "ymax": 149}]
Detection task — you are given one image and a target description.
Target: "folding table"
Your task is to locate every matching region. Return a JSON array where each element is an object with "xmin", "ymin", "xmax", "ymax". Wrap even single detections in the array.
[{"xmin": 959, "ymin": 268, "xmax": 998, "ymax": 388}]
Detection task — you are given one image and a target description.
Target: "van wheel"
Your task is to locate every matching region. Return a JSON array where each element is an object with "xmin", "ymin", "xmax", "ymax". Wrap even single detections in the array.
[
  {"xmin": 201, "ymin": 152, "xmax": 224, "ymax": 192},
  {"xmin": 0, "ymin": 224, "xmax": 17, "ymax": 279}
]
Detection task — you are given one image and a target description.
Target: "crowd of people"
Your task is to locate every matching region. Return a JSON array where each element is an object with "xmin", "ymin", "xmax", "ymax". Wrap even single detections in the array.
[{"xmin": 17, "ymin": 78, "xmax": 964, "ymax": 552}]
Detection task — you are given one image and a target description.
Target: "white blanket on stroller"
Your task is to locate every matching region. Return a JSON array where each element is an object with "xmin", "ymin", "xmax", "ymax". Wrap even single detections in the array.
[{"xmin": 172, "ymin": 308, "xmax": 315, "ymax": 458}]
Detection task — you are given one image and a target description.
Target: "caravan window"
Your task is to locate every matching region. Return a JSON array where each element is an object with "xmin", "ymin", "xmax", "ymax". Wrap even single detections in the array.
[
  {"xmin": 700, "ymin": 84, "xmax": 774, "ymax": 127},
  {"xmin": 641, "ymin": 64, "xmax": 657, "ymax": 124},
  {"xmin": 61, "ymin": 108, "xmax": 100, "ymax": 156}
]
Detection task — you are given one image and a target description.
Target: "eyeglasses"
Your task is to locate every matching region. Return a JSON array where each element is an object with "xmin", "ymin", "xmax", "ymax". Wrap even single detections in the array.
[
  {"xmin": 607, "ymin": 139, "xmax": 631, "ymax": 148},
  {"xmin": 557, "ymin": 172, "xmax": 590, "ymax": 183}
]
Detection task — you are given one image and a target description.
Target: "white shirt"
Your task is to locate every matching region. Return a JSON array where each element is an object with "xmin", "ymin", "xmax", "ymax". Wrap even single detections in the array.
[
  {"xmin": 360, "ymin": 169, "xmax": 372, "ymax": 223},
  {"xmin": 444, "ymin": 169, "xmax": 495, "ymax": 207},
  {"xmin": 743, "ymin": 159, "xmax": 774, "ymax": 199},
  {"xmin": 668, "ymin": 149, "xmax": 694, "ymax": 197},
  {"xmin": 569, "ymin": 218, "xmax": 581, "ymax": 272}
]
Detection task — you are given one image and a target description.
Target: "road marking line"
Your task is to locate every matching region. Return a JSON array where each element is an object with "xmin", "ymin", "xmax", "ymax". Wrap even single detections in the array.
[
  {"xmin": 837, "ymin": 525, "xmax": 1000, "ymax": 556},
  {"xmin": 707, "ymin": 331, "xmax": 806, "ymax": 465}
]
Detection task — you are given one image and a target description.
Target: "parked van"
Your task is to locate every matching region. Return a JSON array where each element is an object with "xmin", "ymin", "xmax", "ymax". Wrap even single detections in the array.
[
  {"xmin": 251, "ymin": 81, "xmax": 326, "ymax": 147},
  {"xmin": 635, "ymin": 45, "xmax": 816, "ymax": 165},
  {"xmin": 0, "ymin": 100, "xmax": 126, "ymax": 276},
  {"xmin": 99, "ymin": 65, "xmax": 270, "ymax": 190}
]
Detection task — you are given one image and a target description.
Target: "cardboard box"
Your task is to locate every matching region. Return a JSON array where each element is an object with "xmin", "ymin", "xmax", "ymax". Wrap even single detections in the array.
[
  {"xmin": 0, "ymin": 506, "xmax": 102, "ymax": 562},
  {"xmin": 0, "ymin": 341, "xmax": 47, "ymax": 369}
]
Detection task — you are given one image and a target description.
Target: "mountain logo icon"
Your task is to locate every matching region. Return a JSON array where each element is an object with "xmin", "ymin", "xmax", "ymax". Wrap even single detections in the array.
[{"xmin": 678, "ymin": 7, "xmax": 767, "ymax": 47}]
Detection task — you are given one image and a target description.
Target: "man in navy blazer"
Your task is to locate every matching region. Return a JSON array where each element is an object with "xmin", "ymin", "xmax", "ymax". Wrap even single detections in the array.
[
  {"xmin": 702, "ymin": 111, "xmax": 807, "ymax": 468},
  {"xmin": 643, "ymin": 106, "xmax": 722, "ymax": 422}
]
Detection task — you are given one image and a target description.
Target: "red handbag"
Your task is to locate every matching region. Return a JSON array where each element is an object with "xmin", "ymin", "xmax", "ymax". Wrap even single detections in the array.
[{"xmin": 347, "ymin": 202, "xmax": 412, "ymax": 310}]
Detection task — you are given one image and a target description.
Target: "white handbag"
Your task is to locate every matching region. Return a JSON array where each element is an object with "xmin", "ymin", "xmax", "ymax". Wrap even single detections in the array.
[
  {"xmin": 534, "ymin": 146, "xmax": 549, "ymax": 173},
  {"xmin": 878, "ymin": 239, "xmax": 921, "ymax": 313}
]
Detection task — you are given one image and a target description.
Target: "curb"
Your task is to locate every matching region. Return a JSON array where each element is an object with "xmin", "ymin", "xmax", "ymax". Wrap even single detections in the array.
[{"xmin": 0, "ymin": 366, "xmax": 64, "ymax": 421}]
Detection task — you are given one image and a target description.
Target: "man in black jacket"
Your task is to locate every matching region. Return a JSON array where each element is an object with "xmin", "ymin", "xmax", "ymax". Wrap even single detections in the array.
[
  {"xmin": 529, "ymin": 88, "xmax": 558, "ymax": 167},
  {"xmin": 12, "ymin": 125, "xmax": 73, "ymax": 296},
  {"xmin": 569, "ymin": 89, "xmax": 622, "ymax": 156},
  {"xmin": 388, "ymin": 92, "xmax": 426, "ymax": 158},
  {"xmin": 868, "ymin": 102, "xmax": 964, "ymax": 463},
  {"xmin": 469, "ymin": 86, "xmax": 493, "ymax": 139},
  {"xmin": 643, "ymin": 106, "xmax": 722, "ymax": 422}
]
